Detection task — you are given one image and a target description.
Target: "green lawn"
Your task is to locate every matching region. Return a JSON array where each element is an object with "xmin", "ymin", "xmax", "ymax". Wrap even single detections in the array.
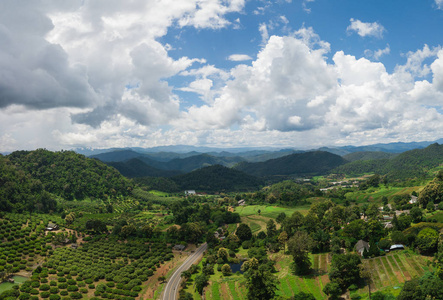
[{"xmin": 235, "ymin": 205, "xmax": 310, "ymax": 218}]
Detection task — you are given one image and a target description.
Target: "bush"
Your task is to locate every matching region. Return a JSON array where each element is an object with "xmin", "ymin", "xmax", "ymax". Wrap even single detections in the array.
[
  {"xmin": 60, "ymin": 291, "xmax": 69, "ymax": 296},
  {"xmin": 49, "ymin": 295, "xmax": 61, "ymax": 300},
  {"xmin": 40, "ymin": 291, "xmax": 51, "ymax": 298},
  {"xmin": 67, "ymin": 285, "xmax": 79, "ymax": 292},
  {"xmin": 58, "ymin": 283, "xmax": 68, "ymax": 289},
  {"xmin": 70, "ymin": 292, "xmax": 83, "ymax": 299}
]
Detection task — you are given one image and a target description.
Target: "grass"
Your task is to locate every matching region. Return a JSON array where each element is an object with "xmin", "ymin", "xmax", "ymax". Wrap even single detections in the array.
[{"xmin": 235, "ymin": 204, "xmax": 310, "ymax": 218}]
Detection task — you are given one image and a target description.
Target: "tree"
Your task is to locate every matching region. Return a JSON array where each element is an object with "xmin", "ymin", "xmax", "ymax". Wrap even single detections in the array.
[
  {"xmin": 276, "ymin": 212, "xmax": 286, "ymax": 224},
  {"xmin": 266, "ymin": 219, "xmax": 277, "ymax": 238},
  {"xmin": 278, "ymin": 231, "xmax": 288, "ymax": 252},
  {"xmin": 409, "ymin": 207, "xmax": 423, "ymax": 223},
  {"xmin": 365, "ymin": 203, "xmax": 380, "ymax": 220},
  {"xmin": 243, "ymin": 258, "xmax": 277, "ymax": 300},
  {"xmin": 323, "ymin": 282, "xmax": 342, "ymax": 300},
  {"xmin": 236, "ymin": 223, "xmax": 252, "ymax": 242},
  {"xmin": 287, "ymin": 231, "xmax": 316, "ymax": 275},
  {"xmin": 221, "ymin": 264, "xmax": 231, "ymax": 276},
  {"xmin": 194, "ymin": 273, "xmax": 209, "ymax": 294},
  {"xmin": 397, "ymin": 278, "xmax": 424, "ymax": 300},
  {"xmin": 329, "ymin": 253, "xmax": 362, "ymax": 289},
  {"xmin": 218, "ymin": 248, "xmax": 229, "ymax": 263},
  {"xmin": 416, "ymin": 227, "xmax": 439, "ymax": 254}
]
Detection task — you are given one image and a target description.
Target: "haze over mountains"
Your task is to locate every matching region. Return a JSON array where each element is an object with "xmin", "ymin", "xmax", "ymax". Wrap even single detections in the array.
[{"xmin": 83, "ymin": 139, "xmax": 443, "ymax": 181}]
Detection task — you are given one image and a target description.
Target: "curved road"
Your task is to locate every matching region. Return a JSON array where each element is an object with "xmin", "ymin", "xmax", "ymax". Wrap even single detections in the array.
[{"xmin": 163, "ymin": 243, "xmax": 208, "ymax": 300}]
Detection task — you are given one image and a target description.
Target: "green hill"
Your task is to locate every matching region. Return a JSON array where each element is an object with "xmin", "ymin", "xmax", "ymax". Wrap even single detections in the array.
[
  {"xmin": 333, "ymin": 143, "xmax": 443, "ymax": 180},
  {"xmin": 107, "ymin": 158, "xmax": 182, "ymax": 178},
  {"xmin": 234, "ymin": 151, "xmax": 347, "ymax": 177},
  {"xmin": 171, "ymin": 164, "xmax": 264, "ymax": 192},
  {"xmin": 343, "ymin": 151, "xmax": 397, "ymax": 162},
  {"xmin": 4, "ymin": 149, "xmax": 133, "ymax": 202}
]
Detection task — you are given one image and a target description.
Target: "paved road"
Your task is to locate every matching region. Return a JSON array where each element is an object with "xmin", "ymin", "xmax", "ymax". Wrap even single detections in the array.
[{"xmin": 162, "ymin": 243, "xmax": 208, "ymax": 300}]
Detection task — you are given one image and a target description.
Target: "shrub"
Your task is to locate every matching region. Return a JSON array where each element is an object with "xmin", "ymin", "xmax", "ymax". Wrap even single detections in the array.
[
  {"xmin": 40, "ymin": 291, "xmax": 51, "ymax": 298},
  {"xmin": 40, "ymin": 284, "xmax": 51, "ymax": 291},
  {"xmin": 60, "ymin": 290, "xmax": 68, "ymax": 296},
  {"xmin": 70, "ymin": 292, "xmax": 83, "ymax": 299},
  {"xmin": 67, "ymin": 285, "xmax": 79, "ymax": 292},
  {"xmin": 49, "ymin": 295, "xmax": 61, "ymax": 300}
]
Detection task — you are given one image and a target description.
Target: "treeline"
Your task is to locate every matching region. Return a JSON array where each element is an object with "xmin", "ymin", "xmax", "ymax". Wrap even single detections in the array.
[{"xmin": 0, "ymin": 149, "xmax": 134, "ymax": 213}]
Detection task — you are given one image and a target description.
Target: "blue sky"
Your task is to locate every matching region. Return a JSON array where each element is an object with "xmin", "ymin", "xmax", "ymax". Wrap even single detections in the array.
[{"xmin": 1, "ymin": 0, "xmax": 443, "ymax": 151}]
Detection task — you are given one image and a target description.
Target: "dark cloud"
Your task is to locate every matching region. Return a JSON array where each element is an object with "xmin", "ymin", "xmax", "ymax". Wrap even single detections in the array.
[{"xmin": 0, "ymin": 2, "xmax": 97, "ymax": 110}]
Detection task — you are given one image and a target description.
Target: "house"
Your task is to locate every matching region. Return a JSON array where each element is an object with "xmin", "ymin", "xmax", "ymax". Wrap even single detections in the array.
[
  {"xmin": 71, "ymin": 243, "xmax": 78, "ymax": 249},
  {"xmin": 46, "ymin": 222, "xmax": 59, "ymax": 231},
  {"xmin": 184, "ymin": 190, "xmax": 196, "ymax": 196},
  {"xmin": 355, "ymin": 240, "xmax": 370, "ymax": 256},
  {"xmin": 238, "ymin": 199, "xmax": 246, "ymax": 206},
  {"xmin": 409, "ymin": 195, "xmax": 418, "ymax": 204},
  {"xmin": 173, "ymin": 244, "xmax": 186, "ymax": 251},
  {"xmin": 389, "ymin": 244, "xmax": 405, "ymax": 251}
]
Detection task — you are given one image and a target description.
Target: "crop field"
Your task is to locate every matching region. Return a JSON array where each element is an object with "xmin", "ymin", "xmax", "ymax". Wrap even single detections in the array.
[
  {"xmin": 201, "ymin": 250, "xmax": 433, "ymax": 300},
  {"xmin": 353, "ymin": 251, "xmax": 434, "ymax": 298}
]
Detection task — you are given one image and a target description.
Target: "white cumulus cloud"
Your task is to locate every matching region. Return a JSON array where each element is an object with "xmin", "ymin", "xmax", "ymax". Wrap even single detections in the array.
[
  {"xmin": 347, "ymin": 18, "xmax": 385, "ymax": 38},
  {"xmin": 228, "ymin": 54, "xmax": 253, "ymax": 61}
]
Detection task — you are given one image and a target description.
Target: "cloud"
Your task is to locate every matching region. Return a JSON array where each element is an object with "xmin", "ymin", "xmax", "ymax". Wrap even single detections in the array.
[
  {"xmin": 227, "ymin": 54, "xmax": 253, "ymax": 61},
  {"xmin": 0, "ymin": 0, "xmax": 244, "ymax": 131},
  {"xmin": 347, "ymin": 18, "xmax": 385, "ymax": 38},
  {"xmin": 364, "ymin": 45, "xmax": 390, "ymax": 60},
  {"xmin": 259, "ymin": 23, "xmax": 269, "ymax": 45},
  {"xmin": 174, "ymin": 27, "xmax": 443, "ymax": 147},
  {"xmin": 436, "ymin": 0, "xmax": 443, "ymax": 9}
]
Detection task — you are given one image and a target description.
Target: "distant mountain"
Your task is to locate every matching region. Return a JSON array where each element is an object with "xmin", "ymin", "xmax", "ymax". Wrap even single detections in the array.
[
  {"xmin": 343, "ymin": 151, "xmax": 397, "ymax": 162},
  {"xmin": 235, "ymin": 151, "xmax": 347, "ymax": 177},
  {"xmin": 333, "ymin": 143, "xmax": 443, "ymax": 180},
  {"xmin": 171, "ymin": 165, "xmax": 264, "ymax": 192},
  {"xmin": 317, "ymin": 139, "xmax": 443, "ymax": 156},
  {"xmin": 107, "ymin": 158, "xmax": 182, "ymax": 178},
  {"xmin": 91, "ymin": 149, "xmax": 144, "ymax": 162}
]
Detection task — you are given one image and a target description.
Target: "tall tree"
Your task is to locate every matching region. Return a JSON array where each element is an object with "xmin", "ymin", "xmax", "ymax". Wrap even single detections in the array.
[
  {"xmin": 236, "ymin": 223, "xmax": 252, "ymax": 242},
  {"xmin": 242, "ymin": 258, "xmax": 277, "ymax": 300},
  {"xmin": 287, "ymin": 231, "xmax": 316, "ymax": 275}
]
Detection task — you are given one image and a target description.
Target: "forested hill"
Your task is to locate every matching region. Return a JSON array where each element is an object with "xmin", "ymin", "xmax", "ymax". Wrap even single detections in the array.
[
  {"xmin": 343, "ymin": 151, "xmax": 397, "ymax": 162},
  {"xmin": 171, "ymin": 165, "xmax": 264, "ymax": 192},
  {"xmin": 332, "ymin": 143, "xmax": 443, "ymax": 180},
  {"xmin": 234, "ymin": 151, "xmax": 347, "ymax": 177},
  {"xmin": 107, "ymin": 158, "xmax": 182, "ymax": 178},
  {"xmin": 2, "ymin": 149, "xmax": 133, "ymax": 205}
]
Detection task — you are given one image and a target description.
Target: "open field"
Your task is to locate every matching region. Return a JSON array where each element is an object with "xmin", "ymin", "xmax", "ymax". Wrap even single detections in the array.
[{"xmin": 235, "ymin": 205, "xmax": 310, "ymax": 218}]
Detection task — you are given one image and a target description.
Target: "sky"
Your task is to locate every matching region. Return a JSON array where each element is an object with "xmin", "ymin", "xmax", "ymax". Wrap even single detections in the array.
[{"xmin": 2, "ymin": 0, "xmax": 443, "ymax": 152}]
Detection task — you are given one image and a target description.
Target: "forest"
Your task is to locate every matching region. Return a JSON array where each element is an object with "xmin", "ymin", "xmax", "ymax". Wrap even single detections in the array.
[{"xmin": 0, "ymin": 148, "xmax": 443, "ymax": 300}]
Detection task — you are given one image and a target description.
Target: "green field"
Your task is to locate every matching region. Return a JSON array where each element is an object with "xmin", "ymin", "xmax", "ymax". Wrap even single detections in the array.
[
  {"xmin": 235, "ymin": 205, "xmax": 310, "ymax": 218},
  {"xmin": 345, "ymin": 185, "xmax": 422, "ymax": 203}
]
